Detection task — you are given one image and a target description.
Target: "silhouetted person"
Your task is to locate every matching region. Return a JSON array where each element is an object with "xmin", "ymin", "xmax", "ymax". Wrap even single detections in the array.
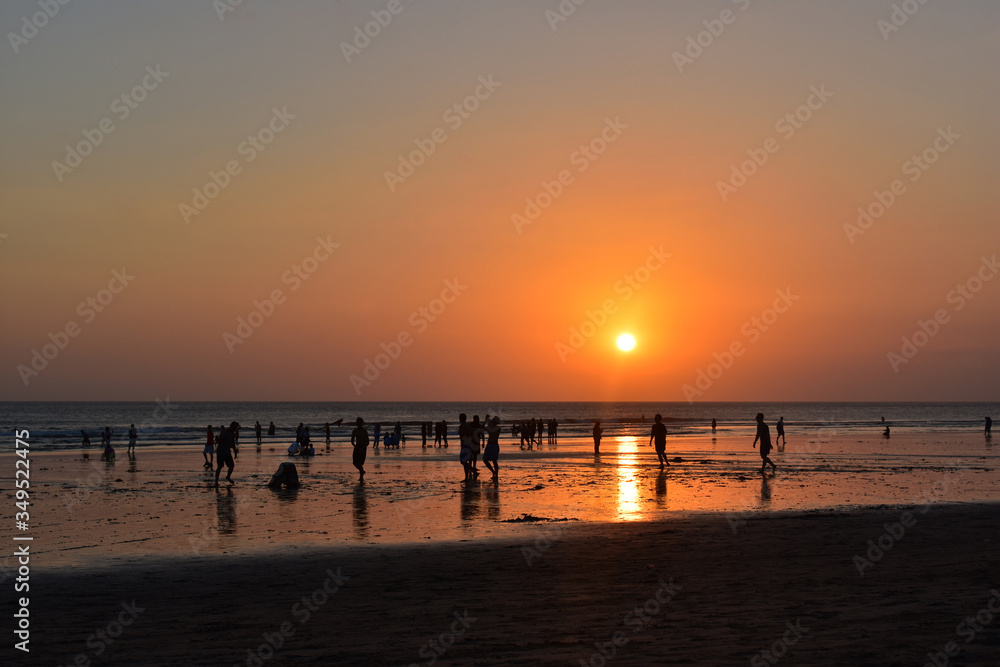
[
  {"xmin": 203, "ymin": 425, "xmax": 215, "ymax": 468},
  {"xmin": 394, "ymin": 421, "xmax": 403, "ymax": 447},
  {"xmin": 214, "ymin": 422, "xmax": 239, "ymax": 487},
  {"xmin": 458, "ymin": 413, "xmax": 474, "ymax": 480},
  {"xmin": 81, "ymin": 430, "xmax": 91, "ymax": 447},
  {"xmin": 711, "ymin": 418, "xmax": 716, "ymax": 433},
  {"xmin": 470, "ymin": 415, "xmax": 483, "ymax": 476},
  {"xmin": 295, "ymin": 422, "xmax": 305, "ymax": 446},
  {"xmin": 255, "ymin": 421, "xmax": 263, "ymax": 447},
  {"xmin": 649, "ymin": 413, "xmax": 669, "ymax": 467},
  {"xmin": 752, "ymin": 413, "xmax": 776, "ymax": 473},
  {"xmin": 537, "ymin": 418, "xmax": 543, "ymax": 446},
  {"xmin": 351, "ymin": 418, "xmax": 369, "ymax": 480},
  {"xmin": 883, "ymin": 426, "xmax": 891, "ymax": 438},
  {"xmin": 881, "ymin": 416, "xmax": 885, "ymax": 423},
  {"xmin": 127, "ymin": 424, "xmax": 137, "ymax": 457},
  {"xmin": 483, "ymin": 416, "xmax": 501, "ymax": 479},
  {"xmin": 776, "ymin": 416, "xmax": 785, "ymax": 446},
  {"xmin": 986, "ymin": 417, "xmax": 993, "ymax": 436},
  {"xmin": 593, "ymin": 420, "xmax": 603, "ymax": 453},
  {"xmin": 372, "ymin": 423, "xmax": 381, "ymax": 449},
  {"xmin": 325, "ymin": 422, "xmax": 331, "ymax": 445},
  {"xmin": 102, "ymin": 426, "xmax": 112, "ymax": 448},
  {"xmin": 421, "ymin": 422, "xmax": 427, "ymax": 447},
  {"xmin": 268, "ymin": 421, "xmax": 276, "ymax": 436},
  {"xmin": 441, "ymin": 420, "xmax": 448, "ymax": 447}
]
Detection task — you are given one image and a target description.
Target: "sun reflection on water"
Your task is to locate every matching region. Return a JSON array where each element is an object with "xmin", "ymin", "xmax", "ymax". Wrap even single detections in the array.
[{"xmin": 616, "ymin": 436, "xmax": 643, "ymax": 521}]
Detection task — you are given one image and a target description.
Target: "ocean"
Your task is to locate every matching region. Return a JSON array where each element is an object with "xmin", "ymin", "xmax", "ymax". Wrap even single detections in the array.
[{"xmin": 2, "ymin": 401, "xmax": 994, "ymax": 451}]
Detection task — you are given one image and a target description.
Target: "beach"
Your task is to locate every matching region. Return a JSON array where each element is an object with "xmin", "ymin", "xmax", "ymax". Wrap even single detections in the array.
[
  {"xmin": 5, "ymin": 429, "xmax": 1000, "ymax": 665},
  {"xmin": 13, "ymin": 504, "xmax": 1000, "ymax": 665}
]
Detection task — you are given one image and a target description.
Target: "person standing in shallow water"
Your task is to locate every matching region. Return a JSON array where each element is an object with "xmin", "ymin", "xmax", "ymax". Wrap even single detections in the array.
[
  {"xmin": 986, "ymin": 416, "xmax": 992, "ymax": 436},
  {"xmin": 649, "ymin": 414, "xmax": 669, "ymax": 467},
  {"xmin": 483, "ymin": 416, "xmax": 501, "ymax": 479},
  {"xmin": 214, "ymin": 422, "xmax": 239, "ymax": 487},
  {"xmin": 776, "ymin": 416, "xmax": 786, "ymax": 446},
  {"xmin": 753, "ymin": 413, "xmax": 776, "ymax": 473},
  {"xmin": 351, "ymin": 418, "xmax": 369, "ymax": 481},
  {"xmin": 203, "ymin": 425, "xmax": 215, "ymax": 468},
  {"xmin": 255, "ymin": 421, "xmax": 263, "ymax": 447},
  {"xmin": 127, "ymin": 424, "xmax": 137, "ymax": 457},
  {"xmin": 593, "ymin": 420, "xmax": 603, "ymax": 453}
]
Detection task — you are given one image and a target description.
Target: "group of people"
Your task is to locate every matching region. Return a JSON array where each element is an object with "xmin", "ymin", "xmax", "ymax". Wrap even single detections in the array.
[
  {"xmin": 81, "ymin": 425, "xmax": 139, "ymax": 461},
  {"xmin": 512, "ymin": 418, "xmax": 559, "ymax": 449}
]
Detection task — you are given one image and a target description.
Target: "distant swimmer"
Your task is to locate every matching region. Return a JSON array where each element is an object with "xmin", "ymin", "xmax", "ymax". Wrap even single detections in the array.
[
  {"xmin": 204, "ymin": 425, "xmax": 215, "ymax": 468},
  {"xmin": 268, "ymin": 421, "xmax": 276, "ymax": 436},
  {"xmin": 127, "ymin": 424, "xmax": 137, "ymax": 456},
  {"xmin": 883, "ymin": 426, "xmax": 891, "ymax": 439},
  {"xmin": 593, "ymin": 420, "xmax": 603, "ymax": 454},
  {"xmin": 649, "ymin": 413, "xmax": 669, "ymax": 468},
  {"xmin": 776, "ymin": 416, "xmax": 786, "ymax": 446},
  {"xmin": 986, "ymin": 417, "xmax": 992, "ymax": 436},
  {"xmin": 255, "ymin": 421, "xmax": 263, "ymax": 447},
  {"xmin": 753, "ymin": 413, "xmax": 776, "ymax": 473},
  {"xmin": 351, "ymin": 418, "xmax": 369, "ymax": 480},
  {"xmin": 483, "ymin": 416, "xmax": 501, "ymax": 479},
  {"xmin": 214, "ymin": 422, "xmax": 239, "ymax": 487}
]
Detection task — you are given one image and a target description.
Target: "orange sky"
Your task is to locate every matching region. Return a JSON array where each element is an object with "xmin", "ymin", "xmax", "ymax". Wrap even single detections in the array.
[{"xmin": 1, "ymin": 0, "xmax": 997, "ymax": 401}]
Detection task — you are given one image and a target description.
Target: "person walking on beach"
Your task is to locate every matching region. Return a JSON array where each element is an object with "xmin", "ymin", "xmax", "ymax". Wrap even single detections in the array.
[
  {"xmin": 81, "ymin": 430, "xmax": 91, "ymax": 447},
  {"xmin": 483, "ymin": 416, "xmax": 501, "ymax": 479},
  {"xmin": 752, "ymin": 413, "xmax": 776, "ymax": 473},
  {"xmin": 255, "ymin": 421, "xmax": 263, "ymax": 447},
  {"xmin": 372, "ymin": 423, "xmax": 381, "ymax": 450},
  {"xmin": 214, "ymin": 422, "xmax": 239, "ymax": 487},
  {"xmin": 776, "ymin": 416, "xmax": 786, "ymax": 446},
  {"xmin": 351, "ymin": 418, "xmax": 369, "ymax": 480},
  {"xmin": 204, "ymin": 425, "xmax": 215, "ymax": 468},
  {"xmin": 127, "ymin": 424, "xmax": 138, "ymax": 457},
  {"xmin": 649, "ymin": 414, "xmax": 669, "ymax": 467},
  {"xmin": 593, "ymin": 420, "xmax": 604, "ymax": 453}
]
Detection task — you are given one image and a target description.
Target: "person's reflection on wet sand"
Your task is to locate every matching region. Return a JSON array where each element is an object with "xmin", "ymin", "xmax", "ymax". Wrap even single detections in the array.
[
  {"xmin": 760, "ymin": 475, "xmax": 772, "ymax": 506},
  {"xmin": 353, "ymin": 483, "xmax": 369, "ymax": 539},
  {"xmin": 460, "ymin": 479, "xmax": 482, "ymax": 522},
  {"xmin": 485, "ymin": 480, "xmax": 500, "ymax": 521},
  {"xmin": 655, "ymin": 470, "xmax": 668, "ymax": 508},
  {"xmin": 215, "ymin": 486, "xmax": 237, "ymax": 535}
]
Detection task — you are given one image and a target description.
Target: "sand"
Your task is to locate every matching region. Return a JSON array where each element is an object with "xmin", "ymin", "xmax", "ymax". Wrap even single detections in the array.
[
  {"xmin": 9, "ymin": 504, "xmax": 999, "ymax": 665},
  {"xmin": 5, "ymin": 434, "xmax": 1000, "ymax": 664}
]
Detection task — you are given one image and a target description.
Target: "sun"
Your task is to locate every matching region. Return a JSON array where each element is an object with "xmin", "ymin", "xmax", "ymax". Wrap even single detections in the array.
[{"xmin": 617, "ymin": 333, "xmax": 635, "ymax": 352}]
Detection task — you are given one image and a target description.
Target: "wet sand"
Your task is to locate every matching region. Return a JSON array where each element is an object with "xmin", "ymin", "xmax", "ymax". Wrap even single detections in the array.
[{"xmin": 12, "ymin": 504, "xmax": 1000, "ymax": 665}]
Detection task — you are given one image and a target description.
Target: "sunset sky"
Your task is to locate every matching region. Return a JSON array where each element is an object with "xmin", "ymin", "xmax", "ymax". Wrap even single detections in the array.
[{"xmin": 1, "ymin": 0, "xmax": 997, "ymax": 401}]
